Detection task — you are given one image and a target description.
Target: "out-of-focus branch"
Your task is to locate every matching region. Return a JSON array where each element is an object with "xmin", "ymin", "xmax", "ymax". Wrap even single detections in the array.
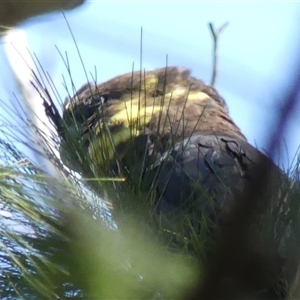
[
  {"xmin": 0, "ymin": 0, "xmax": 85, "ymax": 34},
  {"xmin": 4, "ymin": 29, "xmax": 62, "ymax": 176},
  {"xmin": 209, "ymin": 22, "xmax": 229, "ymax": 87}
]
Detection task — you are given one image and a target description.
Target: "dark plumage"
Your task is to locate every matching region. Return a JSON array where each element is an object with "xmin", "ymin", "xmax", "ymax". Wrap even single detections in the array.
[
  {"xmin": 57, "ymin": 66, "xmax": 292, "ymax": 298},
  {"xmin": 62, "ymin": 67, "xmax": 281, "ymax": 219}
]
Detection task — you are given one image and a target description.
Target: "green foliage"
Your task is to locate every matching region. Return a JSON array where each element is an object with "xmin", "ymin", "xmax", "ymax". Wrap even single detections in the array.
[{"xmin": 0, "ymin": 104, "xmax": 197, "ymax": 298}]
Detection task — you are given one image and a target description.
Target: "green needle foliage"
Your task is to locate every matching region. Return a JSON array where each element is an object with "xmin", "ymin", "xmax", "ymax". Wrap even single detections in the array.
[{"xmin": 0, "ymin": 75, "xmax": 197, "ymax": 299}]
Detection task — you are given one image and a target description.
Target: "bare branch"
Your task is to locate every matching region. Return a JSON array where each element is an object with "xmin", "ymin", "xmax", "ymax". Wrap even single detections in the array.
[{"xmin": 209, "ymin": 22, "xmax": 229, "ymax": 87}]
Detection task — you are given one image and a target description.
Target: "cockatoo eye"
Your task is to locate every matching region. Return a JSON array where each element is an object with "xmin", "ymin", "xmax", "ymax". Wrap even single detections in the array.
[
  {"xmin": 151, "ymin": 89, "xmax": 164, "ymax": 97},
  {"xmin": 100, "ymin": 95, "xmax": 108, "ymax": 104},
  {"xmin": 90, "ymin": 94, "xmax": 108, "ymax": 106}
]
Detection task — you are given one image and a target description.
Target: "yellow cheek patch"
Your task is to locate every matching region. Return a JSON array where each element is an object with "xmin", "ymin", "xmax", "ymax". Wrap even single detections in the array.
[
  {"xmin": 165, "ymin": 90, "xmax": 209, "ymax": 100},
  {"xmin": 191, "ymin": 91, "xmax": 210, "ymax": 100},
  {"xmin": 106, "ymin": 91, "xmax": 209, "ymax": 128},
  {"xmin": 145, "ymin": 76, "xmax": 158, "ymax": 89},
  {"xmin": 89, "ymin": 127, "xmax": 135, "ymax": 165},
  {"xmin": 108, "ymin": 100, "xmax": 163, "ymax": 128}
]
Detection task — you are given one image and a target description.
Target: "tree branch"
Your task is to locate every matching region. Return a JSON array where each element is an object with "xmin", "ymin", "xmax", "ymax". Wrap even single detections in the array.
[{"xmin": 209, "ymin": 22, "xmax": 229, "ymax": 87}]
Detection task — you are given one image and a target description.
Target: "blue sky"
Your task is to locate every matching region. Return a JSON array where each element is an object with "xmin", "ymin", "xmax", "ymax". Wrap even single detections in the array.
[{"xmin": 1, "ymin": 1, "xmax": 300, "ymax": 170}]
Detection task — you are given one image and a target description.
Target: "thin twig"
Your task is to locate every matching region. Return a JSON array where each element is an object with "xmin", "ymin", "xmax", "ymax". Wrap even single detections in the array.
[{"xmin": 208, "ymin": 22, "xmax": 229, "ymax": 87}]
